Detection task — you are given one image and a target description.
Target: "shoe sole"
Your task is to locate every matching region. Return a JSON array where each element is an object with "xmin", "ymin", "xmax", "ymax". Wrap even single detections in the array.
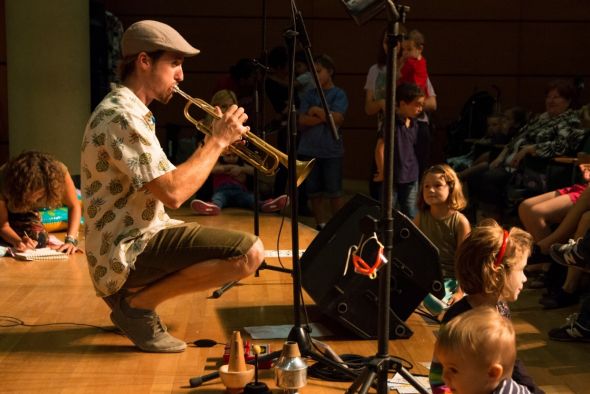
[
  {"xmin": 261, "ymin": 196, "xmax": 288, "ymax": 213},
  {"xmin": 190, "ymin": 200, "xmax": 220, "ymax": 215},
  {"xmin": 550, "ymin": 247, "xmax": 590, "ymax": 272}
]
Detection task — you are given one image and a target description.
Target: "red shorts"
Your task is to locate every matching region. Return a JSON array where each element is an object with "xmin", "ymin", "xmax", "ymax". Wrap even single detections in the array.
[{"xmin": 557, "ymin": 183, "xmax": 588, "ymax": 203}]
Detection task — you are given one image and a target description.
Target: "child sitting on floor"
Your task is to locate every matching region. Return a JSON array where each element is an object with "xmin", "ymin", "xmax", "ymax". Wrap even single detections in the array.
[
  {"xmin": 0, "ymin": 151, "xmax": 81, "ymax": 254},
  {"xmin": 414, "ymin": 164, "xmax": 471, "ymax": 315},
  {"xmin": 190, "ymin": 149, "xmax": 288, "ymax": 216},
  {"xmin": 435, "ymin": 306, "xmax": 533, "ymax": 394},
  {"xmin": 429, "ymin": 219, "xmax": 543, "ymax": 394}
]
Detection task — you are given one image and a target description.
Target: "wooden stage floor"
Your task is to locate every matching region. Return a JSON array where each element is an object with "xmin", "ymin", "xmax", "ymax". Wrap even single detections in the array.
[{"xmin": 0, "ymin": 206, "xmax": 588, "ymax": 393}]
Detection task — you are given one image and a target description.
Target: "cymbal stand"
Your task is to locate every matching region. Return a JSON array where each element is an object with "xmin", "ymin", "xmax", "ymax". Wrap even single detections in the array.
[
  {"xmin": 191, "ymin": 0, "xmax": 358, "ymax": 387},
  {"xmin": 345, "ymin": 2, "xmax": 428, "ymax": 393},
  {"xmin": 209, "ymin": 0, "xmax": 294, "ymax": 299}
]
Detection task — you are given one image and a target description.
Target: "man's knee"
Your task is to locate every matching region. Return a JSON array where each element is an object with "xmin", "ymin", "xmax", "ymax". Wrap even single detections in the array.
[{"xmin": 243, "ymin": 238, "xmax": 264, "ymax": 276}]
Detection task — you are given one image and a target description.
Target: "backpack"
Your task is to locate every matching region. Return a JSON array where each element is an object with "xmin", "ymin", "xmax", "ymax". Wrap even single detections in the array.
[{"xmin": 446, "ymin": 90, "xmax": 497, "ymax": 157}]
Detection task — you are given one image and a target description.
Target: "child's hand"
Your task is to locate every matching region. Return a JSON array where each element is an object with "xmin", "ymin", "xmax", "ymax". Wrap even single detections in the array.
[
  {"xmin": 308, "ymin": 106, "xmax": 326, "ymax": 122},
  {"xmin": 56, "ymin": 242, "xmax": 80, "ymax": 255},
  {"xmin": 15, "ymin": 234, "xmax": 37, "ymax": 252},
  {"xmin": 447, "ymin": 288, "xmax": 465, "ymax": 306}
]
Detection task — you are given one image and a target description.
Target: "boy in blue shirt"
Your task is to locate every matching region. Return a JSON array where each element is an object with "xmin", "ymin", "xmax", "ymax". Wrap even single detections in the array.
[{"xmin": 298, "ymin": 54, "xmax": 348, "ymax": 230}]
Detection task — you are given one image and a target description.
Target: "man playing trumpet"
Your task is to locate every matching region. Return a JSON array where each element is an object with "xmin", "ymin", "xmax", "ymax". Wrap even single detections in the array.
[{"xmin": 81, "ymin": 20, "xmax": 264, "ymax": 353}]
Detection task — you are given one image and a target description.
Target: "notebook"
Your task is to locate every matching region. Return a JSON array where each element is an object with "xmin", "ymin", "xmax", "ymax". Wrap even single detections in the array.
[{"xmin": 13, "ymin": 247, "xmax": 69, "ymax": 261}]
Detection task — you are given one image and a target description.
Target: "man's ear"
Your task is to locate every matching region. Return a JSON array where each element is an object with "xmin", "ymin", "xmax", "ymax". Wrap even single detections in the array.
[
  {"xmin": 488, "ymin": 363, "xmax": 504, "ymax": 380},
  {"xmin": 137, "ymin": 52, "xmax": 152, "ymax": 70}
]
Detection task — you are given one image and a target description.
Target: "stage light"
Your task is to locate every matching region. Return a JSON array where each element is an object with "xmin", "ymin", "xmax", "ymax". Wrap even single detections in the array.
[{"xmin": 340, "ymin": 0, "xmax": 386, "ymax": 25}]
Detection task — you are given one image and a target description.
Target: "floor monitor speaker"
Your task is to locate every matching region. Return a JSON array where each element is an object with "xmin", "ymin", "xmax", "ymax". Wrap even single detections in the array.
[{"xmin": 301, "ymin": 194, "xmax": 443, "ymax": 339}]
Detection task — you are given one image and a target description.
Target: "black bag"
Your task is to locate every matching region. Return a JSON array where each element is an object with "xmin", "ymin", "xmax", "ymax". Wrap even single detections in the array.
[
  {"xmin": 505, "ymin": 167, "xmax": 548, "ymax": 205},
  {"xmin": 446, "ymin": 90, "xmax": 497, "ymax": 157}
]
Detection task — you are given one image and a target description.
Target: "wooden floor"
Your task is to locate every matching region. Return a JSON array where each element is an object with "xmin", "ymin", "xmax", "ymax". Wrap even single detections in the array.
[{"xmin": 0, "ymin": 206, "xmax": 589, "ymax": 393}]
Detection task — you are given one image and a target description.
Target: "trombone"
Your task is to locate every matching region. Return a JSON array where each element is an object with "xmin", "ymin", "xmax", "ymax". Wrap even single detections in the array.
[{"xmin": 173, "ymin": 85, "xmax": 314, "ymax": 187}]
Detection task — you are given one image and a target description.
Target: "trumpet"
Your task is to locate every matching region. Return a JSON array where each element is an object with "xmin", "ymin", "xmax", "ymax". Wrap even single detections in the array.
[{"xmin": 173, "ymin": 85, "xmax": 314, "ymax": 187}]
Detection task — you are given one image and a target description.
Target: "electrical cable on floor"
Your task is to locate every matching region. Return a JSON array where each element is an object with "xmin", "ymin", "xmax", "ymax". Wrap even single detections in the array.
[
  {"xmin": 274, "ymin": 205, "xmax": 289, "ymax": 270},
  {"xmin": 307, "ymin": 353, "xmax": 423, "ymax": 382},
  {"xmin": 0, "ymin": 315, "xmax": 122, "ymax": 334}
]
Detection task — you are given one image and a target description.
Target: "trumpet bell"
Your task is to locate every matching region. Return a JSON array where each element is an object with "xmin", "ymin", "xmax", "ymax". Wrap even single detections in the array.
[{"xmin": 295, "ymin": 158, "xmax": 315, "ymax": 188}]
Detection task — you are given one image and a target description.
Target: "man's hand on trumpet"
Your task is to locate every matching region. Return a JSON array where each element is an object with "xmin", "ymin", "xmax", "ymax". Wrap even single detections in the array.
[{"xmin": 210, "ymin": 105, "xmax": 250, "ymax": 148}]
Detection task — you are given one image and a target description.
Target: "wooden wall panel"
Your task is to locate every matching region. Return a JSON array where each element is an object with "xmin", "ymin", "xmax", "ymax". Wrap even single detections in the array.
[
  {"xmin": 422, "ymin": 21, "xmax": 521, "ymax": 75},
  {"xmin": 0, "ymin": 0, "xmax": 5, "ymax": 63},
  {"xmin": 79, "ymin": 1, "xmax": 590, "ymax": 180},
  {"xmin": 520, "ymin": 22, "xmax": 590, "ymax": 75},
  {"xmin": 522, "ymin": 0, "xmax": 590, "ymax": 20},
  {"xmin": 391, "ymin": 0, "xmax": 523, "ymax": 20},
  {"xmin": 0, "ymin": 0, "xmax": 8, "ymax": 164},
  {"xmin": 0, "ymin": 64, "xmax": 7, "ymax": 163}
]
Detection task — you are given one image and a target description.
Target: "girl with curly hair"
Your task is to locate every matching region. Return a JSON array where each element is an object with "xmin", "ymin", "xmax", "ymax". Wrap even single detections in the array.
[
  {"xmin": 0, "ymin": 151, "xmax": 81, "ymax": 254},
  {"xmin": 429, "ymin": 219, "xmax": 543, "ymax": 394}
]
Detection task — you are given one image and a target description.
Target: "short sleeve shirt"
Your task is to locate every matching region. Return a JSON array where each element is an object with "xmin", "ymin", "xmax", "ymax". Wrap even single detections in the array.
[
  {"xmin": 81, "ymin": 85, "xmax": 182, "ymax": 297},
  {"xmin": 297, "ymin": 86, "xmax": 348, "ymax": 158}
]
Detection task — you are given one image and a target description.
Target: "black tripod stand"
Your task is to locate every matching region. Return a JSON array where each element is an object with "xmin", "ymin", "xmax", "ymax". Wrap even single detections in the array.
[
  {"xmin": 280, "ymin": 0, "xmax": 357, "ymax": 371},
  {"xmin": 209, "ymin": 0, "xmax": 294, "ymax": 300},
  {"xmin": 190, "ymin": 1, "xmax": 358, "ymax": 388},
  {"xmin": 343, "ymin": 2, "xmax": 428, "ymax": 393}
]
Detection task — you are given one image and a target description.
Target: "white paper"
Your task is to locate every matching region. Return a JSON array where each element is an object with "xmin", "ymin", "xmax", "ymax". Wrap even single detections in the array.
[
  {"xmin": 388, "ymin": 372, "xmax": 431, "ymax": 393},
  {"xmin": 264, "ymin": 249, "xmax": 306, "ymax": 258}
]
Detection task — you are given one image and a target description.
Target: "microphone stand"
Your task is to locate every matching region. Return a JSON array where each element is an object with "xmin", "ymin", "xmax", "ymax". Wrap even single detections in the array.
[
  {"xmin": 346, "ymin": 3, "xmax": 427, "ymax": 393},
  {"xmin": 209, "ymin": 56, "xmax": 292, "ymax": 299},
  {"xmin": 282, "ymin": 0, "xmax": 355, "ymax": 381},
  {"xmin": 209, "ymin": 0, "xmax": 292, "ymax": 300},
  {"xmin": 190, "ymin": 1, "xmax": 357, "ymax": 387}
]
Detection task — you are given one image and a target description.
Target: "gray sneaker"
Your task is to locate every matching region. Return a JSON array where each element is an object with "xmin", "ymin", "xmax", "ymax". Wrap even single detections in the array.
[{"xmin": 110, "ymin": 297, "xmax": 186, "ymax": 353}]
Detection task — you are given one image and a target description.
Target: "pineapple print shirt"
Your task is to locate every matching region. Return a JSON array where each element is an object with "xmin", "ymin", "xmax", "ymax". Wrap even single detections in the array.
[{"xmin": 81, "ymin": 85, "xmax": 182, "ymax": 297}]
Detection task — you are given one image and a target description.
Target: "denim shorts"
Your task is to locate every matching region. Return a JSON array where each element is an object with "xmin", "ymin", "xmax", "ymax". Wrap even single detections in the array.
[
  {"xmin": 300, "ymin": 156, "xmax": 343, "ymax": 198},
  {"xmin": 124, "ymin": 222, "xmax": 258, "ymax": 288}
]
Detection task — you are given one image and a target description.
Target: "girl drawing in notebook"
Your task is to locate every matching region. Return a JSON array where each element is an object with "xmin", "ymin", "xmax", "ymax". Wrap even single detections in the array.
[{"xmin": 0, "ymin": 151, "xmax": 82, "ymax": 255}]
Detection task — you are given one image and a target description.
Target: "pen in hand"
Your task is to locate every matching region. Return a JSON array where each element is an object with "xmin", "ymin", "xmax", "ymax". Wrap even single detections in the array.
[{"xmin": 21, "ymin": 231, "xmax": 38, "ymax": 250}]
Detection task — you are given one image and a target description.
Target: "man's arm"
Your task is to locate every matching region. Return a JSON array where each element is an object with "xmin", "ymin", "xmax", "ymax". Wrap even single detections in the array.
[{"xmin": 145, "ymin": 105, "xmax": 248, "ymax": 209}]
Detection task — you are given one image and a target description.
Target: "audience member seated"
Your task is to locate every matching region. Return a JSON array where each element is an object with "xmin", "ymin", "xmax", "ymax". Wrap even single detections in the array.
[
  {"xmin": 450, "ymin": 107, "xmax": 528, "ymax": 181},
  {"xmin": 468, "ymin": 79, "xmax": 587, "ymax": 215},
  {"xmin": 190, "ymin": 149, "xmax": 288, "ymax": 216},
  {"xmin": 548, "ymin": 232, "xmax": 590, "ymax": 342},
  {"xmin": 521, "ymin": 183, "xmax": 590, "ymax": 308},
  {"xmin": 448, "ymin": 112, "xmax": 506, "ymax": 174},
  {"xmin": 435, "ymin": 307, "xmax": 537, "ymax": 394},
  {"xmin": 0, "ymin": 151, "xmax": 82, "ymax": 254},
  {"xmin": 519, "ymin": 161, "xmax": 590, "ymax": 243},
  {"xmin": 429, "ymin": 219, "xmax": 543, "ymax": 393},
  {"xmin": 414, "ymin": 164, "xmax": 471, "ymax": 316},
  {"xmin": 190, "ymin": 89, "xmax": 285, "ymax": 216}
]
